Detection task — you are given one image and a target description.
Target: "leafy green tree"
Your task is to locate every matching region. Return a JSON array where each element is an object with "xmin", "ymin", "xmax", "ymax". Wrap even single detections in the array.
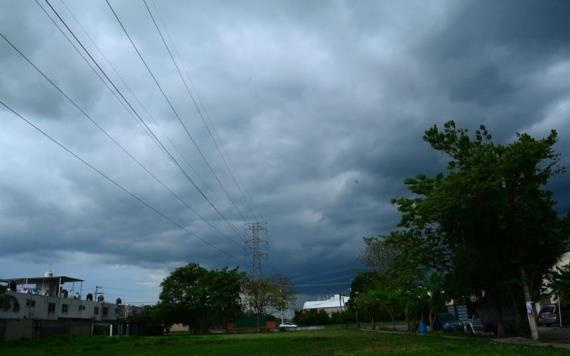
[
  {"xmin": 360, "ymin": 231, "xmax": 446, "ymax": 330},
  {"xmin": 293, "ymin": 309, "xmax": 331, "ymax": 326},
  {"xmin": 242, "ymin": 276, "xmax": 295, "ymax": 331},
  {"xmin": 270, "ymin": 276, "xmax": 296, "ymax": 324},
  {"xmin": 347, "ymin": 272, "xmax": 382, "ymax": 327},
  {"xmin": 242, "ymin": 277, "xmax": 273, "ymax": 332},
  {"xmin": 158, "ymin": 263, "xmax": 244, "ymax": 333},
  {"xmin": 136, "ymin": 305, "xmax": 165, "ymax": 335},
  {"xmin": 392, "ymin": 121, "xmax": 568, "ymax": 339}
]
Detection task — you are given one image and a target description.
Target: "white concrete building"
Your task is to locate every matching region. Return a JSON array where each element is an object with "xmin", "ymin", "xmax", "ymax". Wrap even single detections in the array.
[
  {"xmin": 302, "ymin": 294, "xmax": 349, "ymax": 315},
  {"xmin": 0, "ymin": 272, "xmax": 138, "ymax": 340}
]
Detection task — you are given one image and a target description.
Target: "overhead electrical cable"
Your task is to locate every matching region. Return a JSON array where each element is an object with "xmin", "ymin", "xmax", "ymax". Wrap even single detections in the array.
[
  {"xmin": 55, "ymin": 0, "xmax": 222, "ymax": 214},
  {"xmin": 105, "ymin": 0, "xmax": 248, "ymax": 226},
  {"xmin": 42, "ymin": 0, "xmax": 244, "ymax": 240},
  {"xmin": 39, "ymin": 0, "xmax": 219, "ymax": 217},
  {"xmin": 0, "ymin": 33, "xmax": 246, "ymax": 254},
  {"xmin": 142, "ymin": 0, "xmax": 258, "ymax": 222},
  {"xmin": 295, "ymin": 282, "xmax": 352, "ymax": 287},
  {"xmin": 291, "ymin": 264, "xmax": 367, "ymax": 282},
  {"xmin": 33, "ymin": 0, "xmax": 136, "ymax": 130},
  {"xmin": 39, "ymin": 0, "xmax": 240, "ymax": 250},
  {"xmin": 295, "ymin": 273, "xmax": 363, "ymax": 285},
  {"xmin": 0, "ymin": 99, "xmax": 242, "ymax": 262},
  {"xmin": 150, "ymin": 0, "xmax": 261, "ymax": 223}
]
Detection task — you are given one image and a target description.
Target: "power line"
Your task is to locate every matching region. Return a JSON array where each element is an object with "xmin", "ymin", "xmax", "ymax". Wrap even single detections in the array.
[
  {"xmin": 54, "ymin": 0, "xmax": 234, "ymax": 236},
  {"xmin": 143, "ymin": 0, "xmax": 259, "ymax": 222},
  {"xmin": 153, "ymin": 0, "xmax": 262, "ymax": 224},
  {"xmin": 150, "ymin": 0, "xmax": 261, "ymax": 223},
  {"xmin": 0, "ymin": 99, "xmax": 241, "ymax": 263},
  {"xmin": 105, "ymin": 0, "xmax": 248, "ymax": 226},
  {"xmin": 294, "ymin": 281, "xmax": 351, "ymax": 287},
  {"xmin": 291, "ymin": 264, "xmax": 367, "ymax": 282},
  {"xmin": 42, "ymin": 0, "xmax": 244, "ymax": 240},
  {"xmin": 39, "ymin": 0, "xmax": 237, "ymax": 240},
  {"xmin": 0, "ymin": 32, "xmax": 245, "ymax": 253},
  {"xmin": 295, "ymin": 273, "xmax": 363, "ymax": 285}
]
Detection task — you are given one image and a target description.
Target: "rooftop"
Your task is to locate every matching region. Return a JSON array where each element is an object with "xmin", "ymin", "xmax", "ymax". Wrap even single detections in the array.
[
  {"xmin": 1, "ymin": 276, "xmax": 83, "ymax": 284},
  {"xmin": 303, "ymin": 294, "xmax": 350, "ymax": 310}
]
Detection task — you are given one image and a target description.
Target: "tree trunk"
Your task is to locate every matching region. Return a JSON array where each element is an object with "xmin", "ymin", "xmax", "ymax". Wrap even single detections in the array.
[
  {"xmin": 520, "ymin": 266, "xmax": 539, "ymax": 341},
  {"xmin": 508, "ymin": 288, "xmax": 524, "ymax": 336},
  {"xmin": 371, "ymin": 314, "xmax": 375, "ymax": 330},
  {"xmin": 405, "ymin": 302, "xmax": 410, "ymax": 332},
  {"xmin": 496, "ymin": 302, "xmax": 505, "ymax": 338},
  {"xmin": 256, "ymin": 312, "xmax": 261, "ymax": 333},
  {"xmin": 428, "ymin": 300, "xmax": 434, "ymax": 327},
  {"xmin": 387, "ymin": 308, "xmax": 394, "ymax": 323}
]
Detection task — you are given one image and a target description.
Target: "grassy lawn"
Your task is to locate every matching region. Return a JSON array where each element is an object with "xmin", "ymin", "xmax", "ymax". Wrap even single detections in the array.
[{"xmin": 0, "ymin": 328, "xmax": 569, "ymax": 355}]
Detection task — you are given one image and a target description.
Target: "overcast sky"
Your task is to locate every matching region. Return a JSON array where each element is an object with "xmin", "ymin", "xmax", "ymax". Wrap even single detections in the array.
[{"xmin": 1, "ymin": 0, "xmax": 570, "ymax": 305}]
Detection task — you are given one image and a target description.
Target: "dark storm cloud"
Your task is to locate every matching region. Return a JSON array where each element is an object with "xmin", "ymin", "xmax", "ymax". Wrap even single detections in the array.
[{"xmin": 1, "ymin": 0, "xmax": 570, "ymax": 298}]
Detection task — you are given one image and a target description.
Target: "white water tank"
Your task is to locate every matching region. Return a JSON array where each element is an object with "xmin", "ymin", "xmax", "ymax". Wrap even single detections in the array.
[{"xmin": 44, "ymin": 270, "xmax": 54, "ymax": 277}]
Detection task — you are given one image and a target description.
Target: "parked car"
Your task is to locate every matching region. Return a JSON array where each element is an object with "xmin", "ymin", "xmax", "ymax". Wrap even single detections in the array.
[
  {"xmin": 433, "ymin": 312, "xmax": 463, "ymax": 331},
  {"xmin": 279, "ymin": 322, "xmax": 298, "ymax": 330},
  {"xmin": 538, "ymin": 304, "xmax": 559, "ymax": 326}
]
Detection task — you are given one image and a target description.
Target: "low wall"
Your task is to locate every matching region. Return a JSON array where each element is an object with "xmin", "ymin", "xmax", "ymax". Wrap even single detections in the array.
[
  {"xmin": 0, "ymin": 319, "xmax": 92, "ymax": 341},
  {"xmin": 0, "ymin": 319, "xmax": 34, "ymax": 341},
  {"xmin": 39, "ymin": 320, "xmax": 92, "ymax": 337}
]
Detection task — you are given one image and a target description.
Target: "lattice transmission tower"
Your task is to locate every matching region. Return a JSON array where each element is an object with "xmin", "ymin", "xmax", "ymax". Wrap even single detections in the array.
[{"xmin": 246, "ymin": 222, "xmax": 268, "ymax": 278}]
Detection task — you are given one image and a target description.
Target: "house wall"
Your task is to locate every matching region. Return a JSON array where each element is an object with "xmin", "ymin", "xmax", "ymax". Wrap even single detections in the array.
[
  {"xmin": 302, "ymin": 306, "xmax": 344, "ymax": 316},
  {"xmin": 170, "ymin": 323, "xmax": 189, "ymax": 332},
  {"xmin": 0, "ymin": 291, "xmax": 117, "ymax": 321}
]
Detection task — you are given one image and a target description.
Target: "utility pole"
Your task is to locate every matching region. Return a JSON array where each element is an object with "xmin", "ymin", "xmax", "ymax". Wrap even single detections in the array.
[
  {"xmin": 246, "ymin": 222, "xmax": 268, "ymax": 279},
  {"xmin": 94, "ymin": 286, "xmax": 103, "ymax": 302}
]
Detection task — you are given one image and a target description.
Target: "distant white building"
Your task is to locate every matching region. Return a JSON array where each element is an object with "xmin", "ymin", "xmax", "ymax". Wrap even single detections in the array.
[{"xmin": 302, "ymin": 294, "xmax": 349, "ymax": 315}]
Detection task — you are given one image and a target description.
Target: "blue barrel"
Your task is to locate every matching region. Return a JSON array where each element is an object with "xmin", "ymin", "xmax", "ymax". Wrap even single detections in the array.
[{"xmin": 418, "ymin": 321, "xmax": 427, "ymax": 334}]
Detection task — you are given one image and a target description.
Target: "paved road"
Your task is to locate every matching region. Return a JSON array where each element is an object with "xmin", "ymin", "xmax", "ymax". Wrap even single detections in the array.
[{"xmin": 538, "ymin": 326, "xmax": 570, "ymax": 343}]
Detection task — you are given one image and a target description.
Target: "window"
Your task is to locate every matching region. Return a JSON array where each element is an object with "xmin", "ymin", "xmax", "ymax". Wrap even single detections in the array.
[
  {"xmin": 103, "ymin": 307, "xmax": 108, "ymax": 316},
  {"xmin": 94, "ymin": 307, "xmax": 99, "ymax": 315},
  {"xmin": 62, "ymin": 304, "xmax": 68, "ymax": 313},
  {"xmin": 78, "ymin": 305, "xmax": 86, "ymax": 311},
  {"xmin": 26, "ymin": 299, "xmax": 36, "ymax": 307},
  {"xmin": 48, "ymin": 303, "xmax": 56, "ymax": 313}
]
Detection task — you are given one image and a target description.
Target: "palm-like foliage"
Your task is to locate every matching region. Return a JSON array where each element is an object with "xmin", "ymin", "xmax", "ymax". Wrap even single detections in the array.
[
  {"xmin": 547, "ymin": 264, "xmax": 570, "ymax": 308},
  {"xmin": 0, "ymin": 286, "xmax": 20, "ymax": 313}
]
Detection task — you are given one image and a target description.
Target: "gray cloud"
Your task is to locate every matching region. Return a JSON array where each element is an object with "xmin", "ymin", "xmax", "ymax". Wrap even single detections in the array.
[{"xmin": 1, "ymin": 0, "xmax": 570, "ymax": 300}]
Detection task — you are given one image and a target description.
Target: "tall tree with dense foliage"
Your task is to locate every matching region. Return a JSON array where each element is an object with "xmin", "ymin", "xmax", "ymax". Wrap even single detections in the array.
[
  {"xmin": 242, "ymin": 275, "xmax": 295, "ymax": 331},
  {"xmin": 158, "ymin": 263, "xmax": 244, "ymax": 333},
  {"xmin": 270, "ymin": 276, "xmax": 296, "ymax": 323},
  {"xmin": 360, "ymin": 231, "xmax": 447, "ymax": 329},
  {"xmin": 392, "ymin": 121, "xmax": 568, "ymax": 339}
]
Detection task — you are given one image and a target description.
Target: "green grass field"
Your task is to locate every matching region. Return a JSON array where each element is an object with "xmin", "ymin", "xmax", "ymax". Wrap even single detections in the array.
[{"xmin": 1, "ymin": 328, "xmax": 568, "ymax": 355}]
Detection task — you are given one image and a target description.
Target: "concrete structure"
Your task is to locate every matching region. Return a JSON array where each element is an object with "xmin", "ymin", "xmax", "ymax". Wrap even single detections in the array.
[
  {"xmin": 302, "ymin": 294, "xmax": 349, "ymax": 315},
  {"xmin": 0, "ymin": 272, "xmax": 139, "ymax": 341}
]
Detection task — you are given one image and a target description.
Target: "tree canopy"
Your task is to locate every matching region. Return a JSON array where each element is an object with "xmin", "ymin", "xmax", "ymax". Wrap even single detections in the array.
[
  {"xmin": 242, "ymin": 275, "xmax": 296, "ymax": 331},
  {"xmin": 158, "ymin": 263, "xmax": 244, "ymax": 333},
  {"xmin": 355, "ymin": 121, "xmax": 569, "ymax": 339}
]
